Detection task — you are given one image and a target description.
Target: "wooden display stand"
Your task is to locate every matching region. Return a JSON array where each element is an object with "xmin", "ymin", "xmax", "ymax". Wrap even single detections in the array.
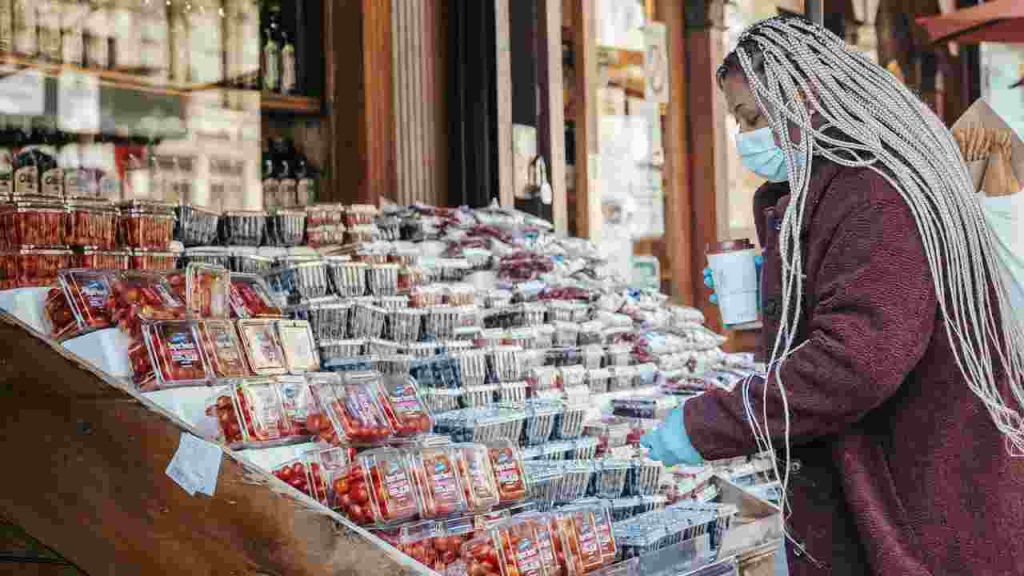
[{"xmin": 0, "ymin": 313, "xmax": 428, "ymax": 576}]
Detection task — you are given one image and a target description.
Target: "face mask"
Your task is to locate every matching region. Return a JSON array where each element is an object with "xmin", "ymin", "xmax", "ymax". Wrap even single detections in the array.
[{"xmin": 735, "ymin": 126, "xmax": 789, "ymax": 183}]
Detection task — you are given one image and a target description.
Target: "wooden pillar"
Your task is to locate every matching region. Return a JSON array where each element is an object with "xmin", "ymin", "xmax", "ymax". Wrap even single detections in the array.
[
  {"xmin": 682, "ymin": 0, "xmax": 723, "ymax": 331},
  {"xmin": 572, "ymin": 0, "xmax": 597, "ymax": 238},
  {"xmin": 656, "ymin": 0, "xmax": 695, "ymax": 306},
  {"xmin": 495, "ymin": 0, "xmax": 515, "ymax": 208},
  {"xmin": 328, "ymin": 0, "xmax": 396, "ymax": 205},
  {"xmin": 538, "ymin": 0, "xmax": 568, "ymax": 233}
]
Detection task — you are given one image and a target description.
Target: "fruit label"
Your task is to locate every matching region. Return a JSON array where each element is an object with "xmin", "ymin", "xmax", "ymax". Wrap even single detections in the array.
[
  {"xmin": 514, "ymin": 537, "xmax": 543, "ymax": 576},
  {"xmin": 164, "ymin": 329, "xmax": 201, "ymax": 370},
  {"xmin": 382, "ymin": 462, "xmax": 413, "ymax": 498},
  {"xmin": 78, "ymin": 276, "xmax": 110, "ymax": 310},
  {"xmin": 244, "ymin": 384, "xmax": 284, "ymax": 439},
  {"xmin": 427, "ymin": 455, "xmax": 457, "ymax": 497},
  {"xmin": 15, "ymin": 165, "xmax": 37, "ymax": 195},
  {"xmin": 42, "ymin": 167, "xmax": 62, "ymax": 196},
  {"xmin": 388, "ymin": 383, "xmax": 422, "ymax": 415},
  {"xmin": 280, "ymin": 380, "xmax": 315, "ymax": 419},
  {"xmin": 492, "ymin": 449, "xmax": 523, "ymax": 488}
]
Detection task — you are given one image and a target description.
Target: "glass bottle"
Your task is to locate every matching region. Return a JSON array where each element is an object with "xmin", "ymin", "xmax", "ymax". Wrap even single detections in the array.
[
  {"xmin": 0, "ymin": 0, "xmax": 14, "ymax": 53},
  {"xmin": 295, "ymin": 151, "xmax": 315, "ymax": 207},
  {"xmin": 275, "ymin": 138, "xmax": 296, "ymax": 207},
  {"xmin": 84, "ymin": 0, "xmax": 110, "ymax": 69},
  {"xmin": 60, "ymin": 0, "xmax": 86, "ymax": 66},
  {"xmin": 38, "ymin": 0, "xmax": 63, "ymax": 62},
  {"xmin": 13, "ymin": 0, "xmax": 38, "ymax": 57},
  {"xmin": 261, "ymin": 147, "xmax": 280, "ymax": 208},
  {"xmin": 261, "ymin": 4, "xmax": 280, "ymax": 92},
  {"xmin": 280, "ymin": 30, "xmax": 296, "ymax": 94}
]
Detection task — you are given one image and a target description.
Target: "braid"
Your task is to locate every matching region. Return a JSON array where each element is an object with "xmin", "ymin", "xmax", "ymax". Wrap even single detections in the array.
[{"xmin": 726, "ymin": 15, "xmax": 1024, "ymax": 523}]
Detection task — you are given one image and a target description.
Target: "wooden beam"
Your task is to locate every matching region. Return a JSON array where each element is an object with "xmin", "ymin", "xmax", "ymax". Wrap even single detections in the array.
[
  {"xmin": 538, "ymin": 0, "xmax": 568, "ymax": 233},
  {"xmin": 657, "ymin": 0, "xmax": 696, "ymax": 307},
  {"xmin": 495, "ymin": 0, "xmax": 515, "ymax": 208},
  {"xmin": 572, "ymin": 0, "xmax": 597, "ymax": 238},
  {"xmin": 0, "ymin": 316, "xmax": 426, "ymax": 576},
  {"xmin": 328, "ymin": 0, "xmax": 396, "ymax": 205}
]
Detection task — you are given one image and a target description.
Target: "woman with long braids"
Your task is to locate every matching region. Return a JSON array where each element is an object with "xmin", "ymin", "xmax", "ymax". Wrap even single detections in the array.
[{"xmin": 641, "ymin": 15, "xmax": 1024, "ymax": 575}]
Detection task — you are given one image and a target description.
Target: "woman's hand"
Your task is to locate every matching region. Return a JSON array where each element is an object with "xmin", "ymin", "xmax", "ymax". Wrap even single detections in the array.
[{"xmin": 639, "ymin": 405, "xmax": 704, "ymax": 466}]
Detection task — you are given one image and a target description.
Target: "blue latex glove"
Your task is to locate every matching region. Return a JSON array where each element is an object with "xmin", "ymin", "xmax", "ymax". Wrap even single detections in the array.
[
  {"xmin": 640, "ymin": 405, "xmax": 704, "ymax": 466},
  {"xmin": 703, "ymin": 254, "xmax": 763, "ymax": 307}
]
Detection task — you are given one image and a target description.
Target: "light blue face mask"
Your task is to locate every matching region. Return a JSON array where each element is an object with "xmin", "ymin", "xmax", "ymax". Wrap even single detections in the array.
[{"xmin": 735, "ymin": 126, "xmax": 790, "ymax": 183}]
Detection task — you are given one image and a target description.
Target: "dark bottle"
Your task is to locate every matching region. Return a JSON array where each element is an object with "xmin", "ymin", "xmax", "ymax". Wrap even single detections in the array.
[
  {"xmin": 262, "ymin": 146, "xmax": 280, "ymax": 208},
  {"xmin": 275, "ymin": 138, "xmax": 297, "ymax": 207},
  {"xmin": 295, "ymin": 152, "xmax": 316, "ymax": 207},
  {"xmin": 261, "ymin": 3, "xmax": 281, "ymax": 92},
  {"xmin": 38, "ymin": 117, "xmax": 63, "ymax": 198}
]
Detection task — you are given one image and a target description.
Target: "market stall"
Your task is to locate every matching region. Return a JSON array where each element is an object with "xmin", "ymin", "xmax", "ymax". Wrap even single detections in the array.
[{"xmin": 0, "ymin": 200, "xmax": 782, "ymax": 575}]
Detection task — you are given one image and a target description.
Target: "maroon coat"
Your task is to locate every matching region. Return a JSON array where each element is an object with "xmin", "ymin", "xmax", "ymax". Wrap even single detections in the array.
[{"xmin": 684, "ymin": 160, "xmax": 1024, "ymax": 575}]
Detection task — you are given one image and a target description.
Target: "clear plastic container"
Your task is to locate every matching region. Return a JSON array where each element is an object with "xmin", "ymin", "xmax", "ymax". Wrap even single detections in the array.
[
  {"xmin": 306, "ymin": 204, "xmax": 346, "ymax": 227},
  {"xmin": 195, "ymin": 319, "xmax": 251, "ymax": 379},
  {"xmin": 174, "ymin": 204, "xmax": 220, "ymax": 246},
  {"xmin": 0, "ymin": 247, "xmax": 71, "ymax": 288},
  {"xmin": 494, "ymin": 519, "xmax": 548, "ymax": 576},
  {"xmin": 108, "ymin": 271, "xmax": 187, "ymax": 335},
  {"xmin": 388, "ymin": 308, "xmax": 423, "ymax": 343},
  {"xmin": 608, "ymin": 366, "xmax": 637, "ymax": 392},
  {"xmin": 410, "ymin": 284, "xmax": 445, "ymax": 308},
  {"xmin": 488, "ymin": 346, "xmax": 524, "ymax": 383},
  {"xmin": 355, "ymin": 447, "xmax": 421, "ymax": 525},
  {"xmin": 309, "ymin": 371, "xmax": 394, "ymax": 446},
  {"xmin": 367, "ymin": 263, "xmax": 399, "ymax": 296},
  {"xmin": 219, "ymin": 210, "xmax": 266, "ymax": 246},
  {"xmin": 379, "ymin": 375, "xmax": 432, "ymax": 436},
  {"xmin": 606, "ymin": 345, "xmax": 633, "ymax": 368},
  {"xmin": 73, "ymin": 248, "xmax": 129, "ymax": 270},
  {"xmin": 0, "ymin": 201, "xmax": 65, "ymax": 247},
  {"xmin": 119, "ymin": 203, "xmax": 175, "ymax": 249},
  {"xmin": 276, "ymin": 319, "xmax": 320, "ymax": 374},
  {"xmin": 139, "ymin": 320, "xmax": 211, "ymax": 390},
  {"xmin": 276, "ymin": 374, "xmax": 324, "ymax": 437},
  {"xmin": 216, "ymin": 378, "xmax": 292, "ymax": 447},
  {"xmin": 345, "ymin": 204, "xmax": 379, "ymax": 227},
  {"xmin": 409, "ymin": 445, "xmax": 467, "ymax": 518},
  {"xmin": 558, "ymin": 462, "xmax": 594, "ymax": 503},
  {"xmin": 522, "ymin": 401, "xmax": 562, "ymax": 446},
  {"xmin": 292, "ymin": 299, "xmax": 350, "ymax": 341},
  {"xmin": 553, "ymin": 406, "xmax": 587, "ymax": 440},
  {"xmin": 572, "ymin": 437, "xmax": 599, "ymax": 460},
  {"xmin": 499, "ymin": 381, "xmax": 529, "ymax": 406},
  {"xmin": 350, "ymin": 303, "xmax": 387, "ymax": 339},
  {"xmin": 454, "ymin": 443, "xmax": 501, "ymax": 512},
  {"xmin": 128, "ymin": 248, "xmax": 177, "ymax": 271},
  {"xmin": 454, "ymin": 349, "xmax": 488, "ymax": 387},
  {"xmin": 229, "ymin": 274, "xmax": 284, "ymax": 318},
  {"xmin": 318, "ymin": 338, "xmax": 366, "ymax": 364},
  {"xmin": 591, "ymin": 460, "xmax": 630, "ymax": 499},
  {"xmin": 587, "ymin": 368, "xmax": 611, "ymax": 394},
  {"xmin": 266, "ymin": 208, "xmax": 306, "ymax": 246},
  {"xmin": 65, "ymin": 201, "xmax": 117, "ymax": 248},
  {"xmin": 229, "ymin": 250, "xmax": 275, "ymax": 275},
  {"xmin": 180, "ymin": 247, "xmax": 231, "ymax": 269},
  {"xmin": 184, "ymin": 263, "xmax": 231, "ymax": 318},
  {"xmin": 325, "ymin": 258, "xmax": 367, "ymax": 297},
  {"xmin": 48, "ymin": 269, "xmax": 115, "ymax": 339},
  {"xmin": 624, "ymin": 460, "xmax": 663, "ymax": 497},
  {"xmin": 582, "ymin": 346, "xmax": 605, "ymax": 370},
  {"xmin": 272, "ymin": 446, "xmax": 348, "ymax": 506},
  {"xmin": 265, "ymin": 259, "xmax": 331, "ymax": 303},
  {"xmin": 553, "ymin": 321, "xmax": 580, "ymax": 348},
  {"xmin": 525, "ymin": 463, "xmax": 563, "ymax": 510},
  {"xmin": 237, "ymin": 319, "xmax": 289, "ymax": 376},
  {"xmin": 488, "ymin": 439, "xmax": 529, "ymax": 504},
  {"xmin": 461, "ymin": 534, "xmax": 503, "ymax": 576},
  {"xmin": 462, "ymin": 385, "xmax": 498, "ymax": 408}
]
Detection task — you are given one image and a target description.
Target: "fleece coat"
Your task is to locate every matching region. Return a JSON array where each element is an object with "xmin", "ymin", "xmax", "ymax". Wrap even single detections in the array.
[{"xmin": 684, "ymin": 160, "xmax": 1024, "ymax": 575}]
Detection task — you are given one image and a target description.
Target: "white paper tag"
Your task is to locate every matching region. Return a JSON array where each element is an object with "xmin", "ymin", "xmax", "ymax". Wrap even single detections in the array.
[
  {"xmin": 57, "ymin": 71, "xmax": 101, "ymax": 133},
  {"xmin": 165, "ymin": 432, "xmax": 223, "ymax": 497}
]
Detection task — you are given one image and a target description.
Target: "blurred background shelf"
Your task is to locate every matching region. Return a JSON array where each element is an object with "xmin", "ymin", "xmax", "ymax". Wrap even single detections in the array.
[{"xmin": 260, "ymin": 93, "xmax": 322, "ymax": 114}]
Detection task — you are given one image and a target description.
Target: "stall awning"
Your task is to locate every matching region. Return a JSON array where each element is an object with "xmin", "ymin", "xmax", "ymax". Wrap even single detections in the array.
[{"xmin": 918, "ymin": 0, "xmax": 1024, "ymax": 44}]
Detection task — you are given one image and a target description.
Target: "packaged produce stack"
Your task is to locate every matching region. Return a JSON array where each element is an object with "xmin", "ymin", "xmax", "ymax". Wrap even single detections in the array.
[{"xmin": 28, "ymin": 201, "xmax": 771, "ymax": 576}]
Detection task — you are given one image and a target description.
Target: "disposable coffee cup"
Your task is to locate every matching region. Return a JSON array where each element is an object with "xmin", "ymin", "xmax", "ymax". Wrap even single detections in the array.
[{"xmin": 707, "ymin": 239, "xmax": 759, "ymax": 325}]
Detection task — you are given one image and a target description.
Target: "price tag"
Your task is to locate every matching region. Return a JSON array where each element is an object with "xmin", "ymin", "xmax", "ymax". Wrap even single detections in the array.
[
  {"xmin": 0, "ymin": 68, "xmax": 45, "ymax": 115},
  {"xmin": 57, "ymin": 71, "xmax": 101, "ymax": 133},
  {"xmin": 165, "ymin": 432, "xmax": 223, "ymax": 496}
]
